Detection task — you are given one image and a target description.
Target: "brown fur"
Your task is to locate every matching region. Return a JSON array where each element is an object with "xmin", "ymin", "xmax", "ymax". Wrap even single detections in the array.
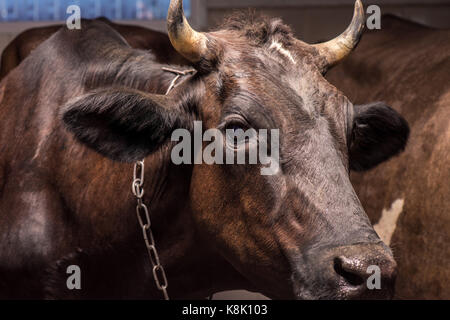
[{"xmin": 0, "ymin": 18, "xmax": 188, "ymax": 80}]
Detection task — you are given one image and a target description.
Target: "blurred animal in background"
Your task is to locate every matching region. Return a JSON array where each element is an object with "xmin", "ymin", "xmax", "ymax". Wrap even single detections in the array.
[{"xmin": 0, "ymin": 17, "xmax": 188, "ymax": 80}]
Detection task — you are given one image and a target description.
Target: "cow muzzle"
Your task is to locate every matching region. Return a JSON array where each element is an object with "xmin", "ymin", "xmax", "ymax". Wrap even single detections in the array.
[{"xmin": 292, "ymin": 243, "xmax": 397, "ymax": 299}]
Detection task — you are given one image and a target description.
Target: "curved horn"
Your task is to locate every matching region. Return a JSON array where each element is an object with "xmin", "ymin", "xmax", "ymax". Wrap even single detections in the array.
[
  {"xmin": 167, "ymin": 0, "xmax": 208, "ymax": 63},
  {"xmin": 313, "ymin": 0, "xmax": 365, "ymax": 69}
]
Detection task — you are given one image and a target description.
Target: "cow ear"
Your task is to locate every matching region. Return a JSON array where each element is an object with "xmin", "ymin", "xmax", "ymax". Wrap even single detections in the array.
[
  {"xmin": 349, "ymin": 102, "xmax": 410, "ymax": 171},
  {"xmin": 62, "ymin": 88, "xmax": 189, "ymax": 162}
]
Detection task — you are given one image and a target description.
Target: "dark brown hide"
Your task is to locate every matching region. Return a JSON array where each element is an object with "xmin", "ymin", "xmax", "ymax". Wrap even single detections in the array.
[{"xmin": 0, "ymin": 18, "xmax": 188, "ymax": 80}]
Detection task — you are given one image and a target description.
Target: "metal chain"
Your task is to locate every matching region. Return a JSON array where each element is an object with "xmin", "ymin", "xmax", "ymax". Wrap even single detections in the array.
[
  {"xmin": 132, "ymin": 160, "xmax": 169, "ymax": 300},
  {"xmin": 132, "ymin": 68, "xmax": 196, "ymax": 300},
  {"xmin": 162, "ymin": 67, "xmax": 196, "ymax": 95}
]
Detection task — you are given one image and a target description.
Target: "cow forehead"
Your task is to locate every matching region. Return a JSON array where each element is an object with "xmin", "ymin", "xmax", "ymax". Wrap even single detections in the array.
[
  {"xmin": 268, "ymin": 40, "xmax": 297, "ymax": 65},
  {"xmin": 202, "ymin": 29, "xmax": 349, "ymax": 130},
  {"xmin": 221, "ymin": 38, "xmax": 315, "ymax": 74},
  {"xmin": 215, "ymin": 49, "xmax": 342, "ymax": 120},
  {"xmin": 218, "ymin": 38, "xmax": 328, "ymax": 94}
]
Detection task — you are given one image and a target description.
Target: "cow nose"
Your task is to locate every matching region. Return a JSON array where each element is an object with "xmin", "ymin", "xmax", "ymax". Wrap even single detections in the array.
[
  {"xmin": 333, "ymin": 256, "xmax": 367, "ymax": 287},
  {"xmin": 332, "ymin": 246, "xmax": 397, "ymax": 299}
]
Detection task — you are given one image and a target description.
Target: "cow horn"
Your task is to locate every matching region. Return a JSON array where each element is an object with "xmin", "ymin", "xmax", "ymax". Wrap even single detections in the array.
[
  {"xmin": 313, "ymin": 0, "xmax": 365, "ymax": 69},
  {"xmin": 167, "ymin": 0, "xmax": 208, "ymax": 63}
]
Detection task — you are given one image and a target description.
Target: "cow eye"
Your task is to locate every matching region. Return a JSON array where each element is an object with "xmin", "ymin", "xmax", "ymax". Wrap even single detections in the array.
[
  {"xmin": 224, "ymin": 120, "xmax": 256, "ymax": 150},
  {"xmin": 225, "ymin": 122, "xmax": 246, "ymax": 132}
]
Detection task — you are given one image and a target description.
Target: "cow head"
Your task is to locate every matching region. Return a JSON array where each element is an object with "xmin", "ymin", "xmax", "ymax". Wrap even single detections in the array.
[{"xmin": 62, "ymin": 0, "xmax": 409, "ymax": 299}]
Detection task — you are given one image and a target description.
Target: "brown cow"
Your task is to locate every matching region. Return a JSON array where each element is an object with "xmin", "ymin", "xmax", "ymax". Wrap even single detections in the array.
[
  {"xmin": 0, "ymin": 18, "xmax": 188, "ymax": 80},
  {"xmin": 326, "ymin": 15, "xmax": 450, "ymax": 299},
  {"xmin": 0, "ymin": 1, "xmax": 407, "ymax": 299}
]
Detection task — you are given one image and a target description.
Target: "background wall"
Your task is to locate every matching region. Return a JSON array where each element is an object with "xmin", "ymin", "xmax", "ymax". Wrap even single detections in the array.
[{"xmin": 203, "ymin": 0, "xmax": 450, "ymax": 43}]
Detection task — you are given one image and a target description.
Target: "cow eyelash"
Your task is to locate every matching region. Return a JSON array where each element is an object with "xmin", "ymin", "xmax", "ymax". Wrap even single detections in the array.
[
  {"xmin": 224, "ymin": 121, "xmax": 249, "ymax": 132},
  {"xmin": 220, "ymin": 117, "xmax": 250, "ymax": 132}
]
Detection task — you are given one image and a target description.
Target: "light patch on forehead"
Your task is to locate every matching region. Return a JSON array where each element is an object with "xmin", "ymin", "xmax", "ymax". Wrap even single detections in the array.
[
  {"xmin": 269, "ymin": 41, "xmax": 296, "ymax": 65},
  {"xmin": 374, "ymin": 198, "xmax": 404, "ymax": 246}
]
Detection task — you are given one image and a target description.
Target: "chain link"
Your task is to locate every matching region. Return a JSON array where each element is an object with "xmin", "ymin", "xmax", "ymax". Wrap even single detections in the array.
[
  {"xmin": 132, "ymin": 68, "xmax": 196, "ymax": 300},
  {"xmin": 133, "ymin": 160, "xmax": 169, "ymax": 300}
]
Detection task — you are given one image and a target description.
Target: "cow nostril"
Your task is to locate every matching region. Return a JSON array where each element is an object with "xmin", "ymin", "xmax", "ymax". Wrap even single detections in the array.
[{"xmin": 333, "ymin": 256, "xmax": 365, "ymax": 287}]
